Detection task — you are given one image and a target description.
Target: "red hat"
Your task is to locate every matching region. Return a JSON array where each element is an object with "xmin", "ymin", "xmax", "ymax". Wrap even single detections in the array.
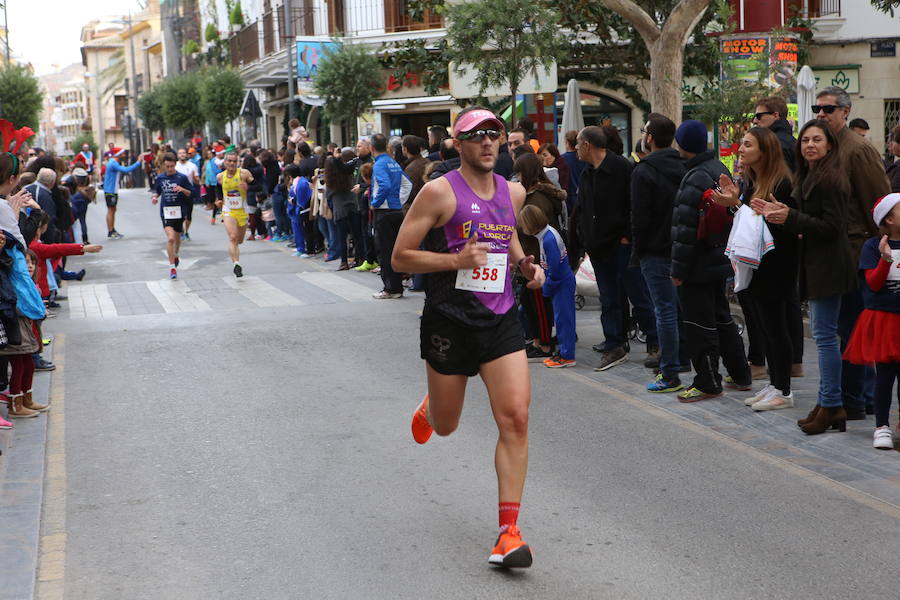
[{"xmin": 214, "ymin": 144, "xmax": 225, "ymax": 153}]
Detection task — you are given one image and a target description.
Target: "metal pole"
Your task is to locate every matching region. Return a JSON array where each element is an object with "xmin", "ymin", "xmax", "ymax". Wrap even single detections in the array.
[
  {"xmin": 94, "ymin": 54, "xmax": 105, "ymax": 167},
  {"xmin": 2, "ymin": 2, "xmax": 9, "ymax": 67},
  {"xmin": 126, "ymin": 12, "xmax": 144, "ymax": 185},
  {"xmin": 284, "ymin": 0, "xmax": 296, "ymax": 121}
]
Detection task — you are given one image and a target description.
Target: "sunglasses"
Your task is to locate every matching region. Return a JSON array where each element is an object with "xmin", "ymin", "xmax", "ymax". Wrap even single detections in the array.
[
  {"xmin": 456, "ymin": 129, "xmax": 502, "ymax": 142},
  {"xmin": 754, "ymin": 111, "xmax": 774, "ymax": 120},
  {"xmin": 811, "ymin": 104, "xmax": 839, "ymax": 114}
]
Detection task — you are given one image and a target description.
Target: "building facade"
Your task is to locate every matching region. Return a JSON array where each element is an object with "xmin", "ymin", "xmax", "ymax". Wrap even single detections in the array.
[{"xmin": 36, "ymin": 63, "xmax": 87, "ymax": 156}]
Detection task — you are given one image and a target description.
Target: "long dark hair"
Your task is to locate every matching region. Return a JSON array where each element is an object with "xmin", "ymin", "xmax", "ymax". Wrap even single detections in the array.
[
  {"xmin": 795, "ymin": 119, "xmax": 848, "ymax": 196},
  {"xmin": 744, "ymin": 126, "xmax": 791, "ymax": 201},
  {"xmin": 513, "ymin": 152, "xmax": 550, "ymax": 191},
  {"xmin": 324, "ymin": 150, "xmax": 354, "ymax": 193}
]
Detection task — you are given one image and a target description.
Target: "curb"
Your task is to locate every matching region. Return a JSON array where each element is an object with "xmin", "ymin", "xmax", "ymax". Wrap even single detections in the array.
[{"xmin": 0, "ymin": 343, "xmax": 55, "ymax": 600}]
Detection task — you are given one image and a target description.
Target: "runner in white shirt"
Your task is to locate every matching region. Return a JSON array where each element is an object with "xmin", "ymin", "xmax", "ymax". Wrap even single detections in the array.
[{"xmin": 175, "ymin": 148, "xmax": 199, "ymax": 241}]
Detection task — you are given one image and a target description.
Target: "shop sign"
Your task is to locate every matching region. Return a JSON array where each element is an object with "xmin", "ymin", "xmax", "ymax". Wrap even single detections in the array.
[
  {"xmin": 871, "ymin": 41, "xmax": 896, "ymax": 57},
  {"xmin": 720, "ymin": 34, "xmax": 798, "ymax": 88},
  {"xmin": 812, "ymin": 67, "xmax": 860, "ymax": 94},
  {"xmin": 296, "ymin": 39, "xmax": 341, "ymax": 88},
  {"xmin": 448, "ymin": 61, "xmax": 557, "ymax": 99}
]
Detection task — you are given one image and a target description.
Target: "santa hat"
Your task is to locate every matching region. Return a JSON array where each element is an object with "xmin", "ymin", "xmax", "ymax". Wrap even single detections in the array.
[
  {"xmin": 113, "ymin": 147, "xmax": 127, "ymax": 157},
  {"xmin": 873, "ymin": 193, "xmax": 900, "ymax": 226},
  {"xmin": 214, "ymin": 144, "xmax": 225, "ymax": 154}
]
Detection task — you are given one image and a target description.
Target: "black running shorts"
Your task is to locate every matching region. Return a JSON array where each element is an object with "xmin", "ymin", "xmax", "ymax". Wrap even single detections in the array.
[
  {"xmin": 162, "ymin": 218, "xmax": 184, "ymax": 233},
  {"xmin": 105, "ymin": 193, "xmax": 118, "ymax": 207},
  {"xmin": 420, "ymin": 304, "xmax": 525, "ymax": 377}
]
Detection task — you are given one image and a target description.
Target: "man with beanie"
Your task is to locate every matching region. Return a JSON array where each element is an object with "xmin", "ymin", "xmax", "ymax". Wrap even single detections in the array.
[{"xmin": 671, "ymin": 120, "xmax": 751, "ymax": 402}]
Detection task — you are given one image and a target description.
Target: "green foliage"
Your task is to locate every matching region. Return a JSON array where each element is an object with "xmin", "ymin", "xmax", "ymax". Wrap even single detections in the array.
[
  {"xmin": 405, "ymin": 0, "xmax": 447, "ymax": 22},
  {"xmin": 871, "ymin": 0, "xmax": 900, "ymax": 15},
  {"xmin": 71, "ymin": 132, "xmax": 97, "ymax": 158},
  {"xmin": 229, "ymin": 1, "xmax": 244, "ymax": 26},
  {"xmin": 445, "ymin": 0, "xmax": 564, "ymax": 121},
  {"xmin": 313, "ymin": 43, "xmax": 382, "ymax": 124},
  {"xmin": 557, "ymin": 0, "xmax": 723, "ymax": 114},
  {"xmin": 379, "ymin": 38, "xmax": 449, "ymax": 97},
  {"xmin": 205, "ymin": 23, "xmax": 220, "ymax": 42},
  {"xmin": 137, "ymin": 86, "xmax": 166, "ymax": 133},
  {"xmin": 198, "ymin": 68, "xmax": 244, "ymax": 127},
  {"xmin": 159, "ymin": 72, "xmax": 204, "ymax": 131},
  {"xmin": 183, "ymin": 39, "xmax": 201, "ymax": 56},
  {"xmin": 99, "ymin": 48, "xmax": 127, "ymax": 99},
  {"xmin": 0, "ymin": 66, "xmax": 43, "ymax": 131}
]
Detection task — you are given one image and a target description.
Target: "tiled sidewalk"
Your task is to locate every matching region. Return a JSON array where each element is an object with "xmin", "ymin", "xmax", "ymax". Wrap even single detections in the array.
[{"xmin": 570, "ymin": 301, "xmax": 900, "ymax": 507}]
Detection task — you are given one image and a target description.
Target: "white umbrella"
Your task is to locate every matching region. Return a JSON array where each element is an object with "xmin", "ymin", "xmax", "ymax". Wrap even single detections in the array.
[
  {"xmin": 559, "ymin": 78, "xmax": 584, "ymax": 138},
  {"xmin": 797, "ymin": 65, "xmax": 816, "ymax": 128}
]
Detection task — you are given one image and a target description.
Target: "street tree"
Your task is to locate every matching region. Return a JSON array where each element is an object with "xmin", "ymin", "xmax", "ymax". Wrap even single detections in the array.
[
  {"xmin": 137, "ymin": 86, "xmax": 166, "ymax": 137},
  {"xmin": 158, "ymin": 73, "xmax": 204, "ymax": 133},
  {"xmin": 445, "ymin": 0, "xmax": 564, "ymax": 124},
  {"xmin": 198, "ymin": 69, "xmax": 244, "ymax": 128},
  {"xmin": 598, "ymin": 0, "xmax": 712, "ymax": 120},
  {"xmin": 313, "ymin": 43, "xmax": 382, "ymax": 126},
  {"xmin": 0, "ymin": 66, "xmax": 44, "ymax": 131},
  {"xmin": 871, "ymin": 0, "xmax": 900, "ymax": 14}
]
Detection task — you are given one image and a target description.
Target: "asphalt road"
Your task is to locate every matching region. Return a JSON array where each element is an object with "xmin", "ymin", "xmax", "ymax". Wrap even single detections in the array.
[{"xmin": 41, "ymin": 187, "xmax": 900, "ymax": 599}]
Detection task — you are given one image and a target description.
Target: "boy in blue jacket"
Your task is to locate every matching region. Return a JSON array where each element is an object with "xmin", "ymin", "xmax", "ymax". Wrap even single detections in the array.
[{"xmin": 519, "ymin": 204, "xmax": 576, "ymax": 367}]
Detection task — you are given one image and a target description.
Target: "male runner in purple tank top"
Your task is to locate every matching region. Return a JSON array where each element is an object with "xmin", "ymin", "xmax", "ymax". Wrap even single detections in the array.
[{"xmin": 393, "ymin": 106, "xmax": 545, "ymax": 569}]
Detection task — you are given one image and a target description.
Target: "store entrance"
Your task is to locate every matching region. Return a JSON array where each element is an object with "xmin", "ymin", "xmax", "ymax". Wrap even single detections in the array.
[{"xmin": 388, "ymin": 111, "xmax": 451, "ymax": 139}]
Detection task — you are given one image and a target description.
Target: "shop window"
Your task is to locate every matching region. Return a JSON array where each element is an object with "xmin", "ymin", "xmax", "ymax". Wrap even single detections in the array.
[
  {"xmin": 554, "ymin": 89, "xmax": 632, "ymax": 155},
  {"xmin": 885, "ymin": 99, "xmax": 900, "ymax": 153}
]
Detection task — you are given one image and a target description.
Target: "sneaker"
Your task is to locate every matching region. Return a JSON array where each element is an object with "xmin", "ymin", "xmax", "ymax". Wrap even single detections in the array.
[
  {"xmin": 180, "ymin": 233, "xmax": 187, "ymax": 241},
  {"xmin": 184, "ymin": 232, "xmax": 191, "ymax": 241},
  {"xmin": 544, "ymin": 355, "xmax": 576, "ymax": 368},
  {"xmin": 723, "ymin": 376, "xmax": 752, "ymax": 391},
  {"xmin": 300, "ymin": 253, "xmax": 311, "ymax": 259},
  {"xmin": 647, "ymin": 373, "xmax": 683, "ymax": 393},
  {"xmin": 744, "ymin": 384, "xmax": 774, "ymax": 406},
  {"xmin": 752, "ymin": 391, "xmax": 794, "ymax": 411},
  {"xmin": 644, "ymin": 348, "xmax": 660, "ymax": 369},
  {"xmin": 170, "ymin": 268, "xmax": 177, "ymax": 280},
  {"xmin": 355, "ymin": 260, "xmax": 378, "ymax": 272},
  {"xmin": 526, "ymin": 344, "xmax": 553, "ymax": 363},
  {"xmin": 489, "ymin": 526, "xmax": 532, "ymax": 568},
  {"xmin": 372, "ymin": 290, "xmax": 402, "ymax": 299},
  {"xmin": 0, "ymin": 415, "xmax": 11, "ymax": 430},
  {"xmin": 677, "ymin": 387, "xmax": 721, "ymax": 403},
  {"xmin": 873, "ymin": 426, "xmax": 894, "ymax": 450},
  {"xmin": 287, "ymin": 241, "xmax": 297, "ymax": 248},
  {"xmin": 107, "ymin": 230, "xmax": 123, "ymax": 239},
  {"xmin": 593, "ymin": 347, "xmax": 627, "ymax": 372},
  {"xmin": 372, "ymin": 266, "xmax": 382, "ymax": 274},
  {"xmin": 411, "ymin": 395, "xmax": 432, "ymax": 444},
  {"xmin": 210, "ymin": 217, "xmax": 216, "ymax": 225},
  {"xmin": 34, "ymin": 357, "xmax": 55, "ymax": 371},
  {"xmin": 233, "ymin": 264, "xmax": 243, "ymax": 278},
  {"xmin": 254, "ymin": 234, "xmax": 264, "ymax": 240}
]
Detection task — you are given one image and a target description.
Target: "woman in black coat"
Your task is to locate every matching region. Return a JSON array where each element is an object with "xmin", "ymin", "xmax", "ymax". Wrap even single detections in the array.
[{"xmin": 753, "ymin": 119, "xmax": 856, "ymax": 435}]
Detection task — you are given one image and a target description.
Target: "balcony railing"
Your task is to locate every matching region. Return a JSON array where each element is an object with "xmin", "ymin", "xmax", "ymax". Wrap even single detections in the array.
[
  {"xmin": 808, "ymin": 0, "xmax": 840, "ymax": 17},
  {"xmin": 328, "ymin": 0, "xmax": 443, "ymax": 37},
  {"xmin": 263, "ymin": 10, "xmax": 277, "ymax": 55},
  {"xmin": 230, "ymin": 21, "xmax": 260, "ymax": 68}
]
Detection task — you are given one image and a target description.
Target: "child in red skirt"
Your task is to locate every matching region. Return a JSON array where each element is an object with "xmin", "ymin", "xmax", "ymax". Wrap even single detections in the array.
[{"xmin": 843, "ymin": 193, "xmax": 900, "ymax": 450}]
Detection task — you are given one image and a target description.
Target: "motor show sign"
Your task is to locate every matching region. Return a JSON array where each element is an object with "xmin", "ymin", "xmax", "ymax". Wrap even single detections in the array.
[{"xmin": 720, "ymin": 34, "xmax": 798, "ymax": 88}]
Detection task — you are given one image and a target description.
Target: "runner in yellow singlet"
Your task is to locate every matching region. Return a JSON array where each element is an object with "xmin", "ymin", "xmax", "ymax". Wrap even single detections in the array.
[{"xmin": 215, "ymin": 151, "xmax": 254, "ymax": 277}]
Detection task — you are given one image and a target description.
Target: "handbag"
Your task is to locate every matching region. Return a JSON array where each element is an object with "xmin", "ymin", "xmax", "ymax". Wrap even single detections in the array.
[{"xmin": 697, "ymin": 188, "xmax": 732, "ymax": 242}]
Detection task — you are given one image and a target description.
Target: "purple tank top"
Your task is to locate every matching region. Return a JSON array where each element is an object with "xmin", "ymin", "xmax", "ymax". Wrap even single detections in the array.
[{"xmin": 423, "ymin": 170, "xmax": 516, "ymax": 327}]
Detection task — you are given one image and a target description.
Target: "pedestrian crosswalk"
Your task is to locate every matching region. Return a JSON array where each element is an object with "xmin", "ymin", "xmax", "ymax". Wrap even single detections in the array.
[{"xmin": 63, "ymin": 272, "xmax": 387, "ymax": 319}]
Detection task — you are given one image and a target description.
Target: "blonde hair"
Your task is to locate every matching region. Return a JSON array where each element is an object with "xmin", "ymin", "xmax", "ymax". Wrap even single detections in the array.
[{"xmin": 518, "ymin": 204, "xmax": 548, "ymax": 235}]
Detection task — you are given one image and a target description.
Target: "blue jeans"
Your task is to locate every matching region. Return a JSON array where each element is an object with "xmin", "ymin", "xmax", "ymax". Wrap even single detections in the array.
[
  {"xmin": 589, "ymin": 244, "xmax": 657, "ymax": 352},
  {"xmin": 641, "ymin": 256, "xmax": 682, "ymax": 380},
  {"xmin": 838, "ymin": 278, "xmax": 874, "ymax": 413},
  {"xmin": 809, "ymin": 295, "xmax": 843, "ymax": 408},
  {"xmin": 271, "ymin": 188, "xmax": 290, "ymax": 237},
  {"xmin": 317, "ymin": 215, "xmax": 331, "ymax": 250},
  {"xmin": 325, "ymin": 218, "xmax": 342, "ymax": 259},
  {"xmin": 71, "ymin": 198, "xmax": 89, "ymax": 243}
]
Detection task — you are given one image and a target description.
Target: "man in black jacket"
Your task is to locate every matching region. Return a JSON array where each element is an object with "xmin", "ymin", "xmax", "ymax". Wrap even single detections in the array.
[
  {"xmin": 671, "ymin": 120, "xmax": 750, "ymax": 401},
  {"xmin": 576, "ymin": 126, "xmax": 657, "ymax": 371},
  {"xmin": 631, "ymin": 113, "xmax": 687, "ymax": 392},
  {"xmin": 493, "ymin": 130, "xmax": 513, "ymax": 180},
  {"xmin": 428, "ymin": 139, "xmax": 461, "ymax": 180},
  {"xmin": 753, "ymin": 96, "xmax": 795, "ymax": 171}
]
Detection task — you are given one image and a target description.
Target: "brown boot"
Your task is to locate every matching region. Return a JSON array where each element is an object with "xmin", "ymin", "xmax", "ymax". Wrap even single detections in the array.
[
  {"xmin": 800, "ymin": 406, "xmax": 847, "ymax": 435},
  {"xmin": 750, "ymin": 364, "xmax": 768, "ymax": 380},
  {"xmin": 791, "ymin": 363, "xmax": 805, "ymax": 378},
  {"xmin": 797, "ymin": 405, "xmax": 820, "ymax": 426},
  {"xmin": 9, "ymin": 394, "xmax": 39, "ymax": 419},
  {"xmin": 22, "ymin": 390, "xmax": 48, "ymax": 412}
]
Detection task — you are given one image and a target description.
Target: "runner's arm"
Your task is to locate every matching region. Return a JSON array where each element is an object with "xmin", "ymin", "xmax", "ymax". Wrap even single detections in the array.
[{"xmin": 392, "ymin": 178, "xmax": 489, "ymax": 274}]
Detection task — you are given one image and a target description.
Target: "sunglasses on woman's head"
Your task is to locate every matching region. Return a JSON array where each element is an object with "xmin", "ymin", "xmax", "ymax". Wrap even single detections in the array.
[
  {"xmin": 811, "ymin": 104, "xmax": 839, "ymax": 114},
  {"xmin": 456, "ymin": 129, "xmax": 502, "ymax": 142}
]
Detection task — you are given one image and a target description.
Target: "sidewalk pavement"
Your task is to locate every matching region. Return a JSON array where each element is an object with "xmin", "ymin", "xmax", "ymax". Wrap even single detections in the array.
[
  {"xmin": 569, "ymin": 301, "xmax": 900, "ymax": 508},
  {"xmin": 0, "ymin": 343, "xmax": 55, "ymax": 600}
]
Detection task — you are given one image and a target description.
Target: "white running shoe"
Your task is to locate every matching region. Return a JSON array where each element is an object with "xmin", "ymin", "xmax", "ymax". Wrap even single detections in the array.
[
  {"xmin": 744, "ymin": 384, "xmax": 774, "ymax": 406},
  {"xmin": 752, "ymin": 391, "xmax": 794, "ymax": 411},
  {"xmin": 873, "ymin": 426, "xmax": 894, "ymax": 450}
]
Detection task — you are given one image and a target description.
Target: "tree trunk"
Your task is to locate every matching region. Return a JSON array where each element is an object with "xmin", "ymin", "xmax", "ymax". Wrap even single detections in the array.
[
  {"xmin": 648, "ymin": 39, "xmax": 685, "ymax": 120},
  {"xmin": 509, "ymin": 75, "xmax": 519, "ymax": 128}
]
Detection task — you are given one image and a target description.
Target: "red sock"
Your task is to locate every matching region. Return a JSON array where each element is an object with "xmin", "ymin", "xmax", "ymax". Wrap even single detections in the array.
[{"xmin": 499, "ymin": 502, "xmax": 520, "ymax": 531}]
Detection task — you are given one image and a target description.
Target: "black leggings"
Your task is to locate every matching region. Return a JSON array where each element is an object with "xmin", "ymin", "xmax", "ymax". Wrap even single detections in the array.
[
  {"xmin": 750, "ymin": 288, "xmax": 793, "ymax": 395},
  {"xmin": 874, "ymin": 362, "xmax": 900, "ymax": 428}
]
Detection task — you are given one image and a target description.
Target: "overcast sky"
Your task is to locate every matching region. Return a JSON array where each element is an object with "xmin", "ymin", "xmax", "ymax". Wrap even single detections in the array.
[{"xmin": 8, "ymin": 0, "xmax": 145, "ymax": 76}]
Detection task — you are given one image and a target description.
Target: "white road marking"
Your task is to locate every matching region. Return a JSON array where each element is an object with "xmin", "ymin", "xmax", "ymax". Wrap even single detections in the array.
[
  {"xmin": 223, "ymin": 276, "xmax": 303, "ymax": 307},
  {"xmin": 66, "ymin": 284, "xmax": 118, "ymax": 319},
  {"xmin": 145, "ymin": 280, "xmax": 211, "ymax": 313},
  {"xmin": 296, "ymin": 272, "xmax": 376, "ymax": 302}
]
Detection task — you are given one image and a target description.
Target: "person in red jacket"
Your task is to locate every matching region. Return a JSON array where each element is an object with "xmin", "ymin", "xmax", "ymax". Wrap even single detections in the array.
[{"xmin": 28, "ymin": 213, "xmax": 102, "ymax": 298}]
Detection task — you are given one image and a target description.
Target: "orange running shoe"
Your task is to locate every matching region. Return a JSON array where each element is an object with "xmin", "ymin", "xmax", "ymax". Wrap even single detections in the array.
[
  {"xmin": 411, "ymin": 395, "xmax": 433, "ymax": 444},
  {"xmin": 488, "ymin": 526, "xmax": 532, "ymax": 568}
]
